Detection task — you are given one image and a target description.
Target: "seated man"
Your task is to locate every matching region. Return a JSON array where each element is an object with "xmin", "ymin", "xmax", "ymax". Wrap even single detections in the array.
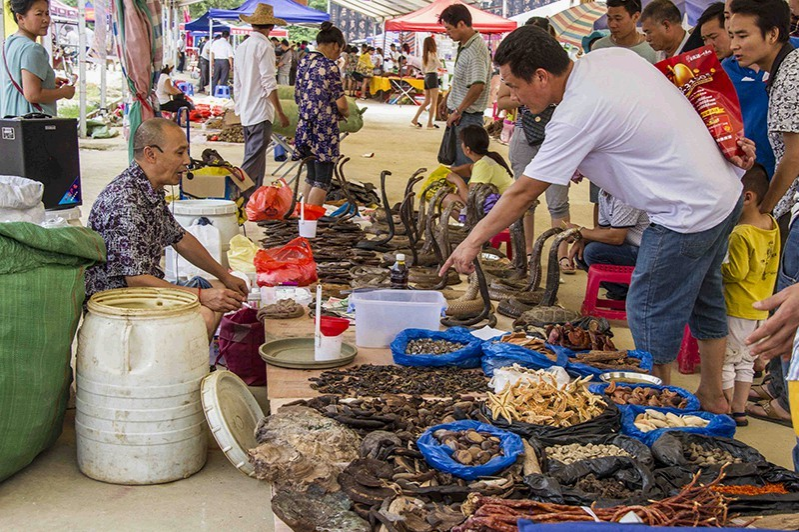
[
  {"xmin": 567, "ymin": 188, "xmax": 650, "ymax": 299},
  {"xmin": 85, "ymin": 118, "xmax": 247, "ymax": 337}
]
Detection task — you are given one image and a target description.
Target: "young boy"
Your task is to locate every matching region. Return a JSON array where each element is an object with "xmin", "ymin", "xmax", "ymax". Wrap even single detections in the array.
[{"xmin": 721, "ymin": 164, "xmax": 780, "ymax": 426}]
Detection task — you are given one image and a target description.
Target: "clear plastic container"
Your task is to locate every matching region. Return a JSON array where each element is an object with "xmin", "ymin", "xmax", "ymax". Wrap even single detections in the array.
[{"xmin": 351, "ymin": 290, "xmax": 447, "ymax": 348}]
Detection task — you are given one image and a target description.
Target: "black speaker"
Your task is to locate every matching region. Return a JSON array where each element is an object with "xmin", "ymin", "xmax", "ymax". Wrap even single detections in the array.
[{"xmin": 0, "ymin": 117, "xmax": 82, "ymax": 210}]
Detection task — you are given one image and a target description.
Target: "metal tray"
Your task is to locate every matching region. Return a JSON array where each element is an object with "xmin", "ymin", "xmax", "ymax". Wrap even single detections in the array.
[
  {"xmin": 599, "ymin": 371, "xmax": 663, "ymax": 386},
  {"xmin": 259, "ymin": 337, "xmax": 357, "ymax": 369}
]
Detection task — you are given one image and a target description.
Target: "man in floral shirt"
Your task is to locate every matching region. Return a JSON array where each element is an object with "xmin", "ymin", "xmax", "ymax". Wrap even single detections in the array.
[{"xmin": 85, "ymin": 118, "xmax": 247, "ymax": 337}]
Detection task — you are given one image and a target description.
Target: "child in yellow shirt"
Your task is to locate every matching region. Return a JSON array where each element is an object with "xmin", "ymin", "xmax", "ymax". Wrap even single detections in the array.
[
  {"xmin": 721, "ymin": 164, "xmax": 780, "ymax": 426},
  {"xmin": 443, "ymin": 125, "xmax": 514, "ymax": 215}
]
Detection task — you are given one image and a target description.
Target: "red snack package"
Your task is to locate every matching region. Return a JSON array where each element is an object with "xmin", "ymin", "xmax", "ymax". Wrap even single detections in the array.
[{"xmin": 655, "ymin": 46, "xmax": 744, "ymax": 160}]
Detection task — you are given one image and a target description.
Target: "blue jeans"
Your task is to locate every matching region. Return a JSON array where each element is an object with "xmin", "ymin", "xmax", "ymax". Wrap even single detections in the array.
[
  {"xmin": 176, "ymin": 276, "xmax": 213, "ymax": 289},
  {"xmin": 627, "ymin": 196, "xmax": 743, "ymax": 365},
  {"xmin": 578, "ymin": 241, "xmax": 639, "ymax": 298},
  {"xmin": 776, "ymin": 218, "xmax": 799, "ymax": 471},
  {"xmin": 451, "ymin": 110, "xmax": 485, "ymax": 168}
]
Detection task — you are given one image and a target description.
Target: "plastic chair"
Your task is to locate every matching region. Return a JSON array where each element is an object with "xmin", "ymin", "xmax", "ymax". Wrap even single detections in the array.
[
  {"xmin": 489, "ymin": 228, "xmax": 512, "ymax": 260},
  {"xmin": 580, "ymin": 264, "xmax": 634, "ymax": 320},
  {"xmin": 678, "ymin": 325, "xmax": 700, "ymax": 374},
  {"xmin": 176, "ymin": 81, "xmax": 194, "ymax": 96},
  {"xmin": 213, "ymin": 85, "xmax": 231, "ymax": 99}
]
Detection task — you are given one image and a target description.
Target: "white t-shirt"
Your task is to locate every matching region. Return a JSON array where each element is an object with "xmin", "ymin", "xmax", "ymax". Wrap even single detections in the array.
[
  {"xmin": 233, "ymin": 32, "xmax": 278, "ymax": 127},
  {"xmin": 156, "ymin": 73, "xmax": 171, "ymax": 105},
  {"xmin": 524, "ymin": 48, "xmax": 742, "ymax": 233},
  {"xmin": 210, "ymin": 38, "xmax": 234, "ymax": 60}
]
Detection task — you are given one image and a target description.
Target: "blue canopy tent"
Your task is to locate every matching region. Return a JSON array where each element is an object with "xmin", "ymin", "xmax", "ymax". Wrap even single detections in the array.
[
  {"xmin": 208, "ymin": 0, "xmax": 329, "ymax": 23},
  {"xmin": 185, "ymin": 12, "xmax": 231, "ymax": 34}
]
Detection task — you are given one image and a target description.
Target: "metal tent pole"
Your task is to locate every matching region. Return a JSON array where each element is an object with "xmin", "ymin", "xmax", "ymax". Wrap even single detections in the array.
[{"xmin": 78, "ymin": 0, "xmax": 87, "ymax": 137}]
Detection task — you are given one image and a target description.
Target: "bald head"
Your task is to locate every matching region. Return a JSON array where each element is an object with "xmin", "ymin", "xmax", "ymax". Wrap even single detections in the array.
[{"xmin": 132, "ymin": 118, "xmax": 184, "ymax": 160}]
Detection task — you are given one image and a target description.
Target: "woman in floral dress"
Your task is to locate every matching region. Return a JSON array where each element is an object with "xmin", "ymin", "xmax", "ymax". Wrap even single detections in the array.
[{"xmin": 295, "ymin": 22, "xmax": 350, "ymax": 206}]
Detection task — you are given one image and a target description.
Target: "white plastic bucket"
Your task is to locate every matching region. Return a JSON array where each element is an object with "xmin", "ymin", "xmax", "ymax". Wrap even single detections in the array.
[
  {"xmin": 298, "ymin": 219, "xmax": 317, "ymax": 238},
  {"xmin": 165, "ymin": 199, "xmax": 240, "ymax": 281},
  {"xmin": 75, "ymin": 288, "xmax": 210, "ymax": 485},
  {"xmin": 351, "ymin": 289, "xmax": 447, "ymax": 348},
  {"xmin": 315, "ymin": 334, "xmax": 344, "ymax": 361}
]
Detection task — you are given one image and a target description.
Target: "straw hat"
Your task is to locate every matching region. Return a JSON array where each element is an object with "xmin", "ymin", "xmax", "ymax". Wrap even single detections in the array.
[{"xmin": 240, "ymin": 4, "xmax": 287, "ymax": 26}]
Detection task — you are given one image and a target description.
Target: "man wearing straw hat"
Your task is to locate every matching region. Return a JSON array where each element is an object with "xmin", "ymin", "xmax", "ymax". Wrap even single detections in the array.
[{"xmin": 234, "ymin": 4, "xmax": 290, "ymax": 195}]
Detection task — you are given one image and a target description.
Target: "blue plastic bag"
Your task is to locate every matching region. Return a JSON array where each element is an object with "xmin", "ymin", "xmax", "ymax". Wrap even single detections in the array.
[
  {"xmin": 481, "ymin": 341, "xmax": 567, "ymax": 377},
  {"xmin": 555, "ymin": 346, "xmax": 654, "ymax": 379},
  {"xmin": 417, "ymin": 420, "xmax": 524, "ymax": 480},
  {"xmin": 588, "ymin": 382, "xmax": 701, "ymax": 411},
  {"xmin": 391, "ymin": 327, "xmax": 483, "ymax": 368},
  {"xmin": 620, "ymin": 405, "xmax": 736, "ymax": 446}
]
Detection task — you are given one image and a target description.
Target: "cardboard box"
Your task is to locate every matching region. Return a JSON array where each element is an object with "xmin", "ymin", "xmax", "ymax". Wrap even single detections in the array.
[{"xmin": 181, "ymin": 166, "xmax": 254, "ymax": 199}]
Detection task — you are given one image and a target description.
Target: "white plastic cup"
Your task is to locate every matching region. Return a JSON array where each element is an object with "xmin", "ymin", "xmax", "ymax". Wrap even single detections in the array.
[
  {"xmin": 298, "ymin": 219, "xmax": 318, "ymax": 238},
  {"xmin": 315, "ymin": 334, "xmax": 344, "ymax": 361}
]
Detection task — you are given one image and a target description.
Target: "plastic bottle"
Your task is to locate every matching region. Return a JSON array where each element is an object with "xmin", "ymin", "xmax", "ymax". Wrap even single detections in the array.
[
  {"xmin": 390, "ymin": 253, "xmax": 409, "ymax": 289},
  {"xmin": 247, "ymin": 287, "xmax": 261, "ymax": 309}
]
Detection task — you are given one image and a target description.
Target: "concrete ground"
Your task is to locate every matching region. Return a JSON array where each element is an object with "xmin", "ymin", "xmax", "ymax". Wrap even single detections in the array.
[{"xmin": 0, "ymin": 100, "xmax": 796, "ymax": 530}]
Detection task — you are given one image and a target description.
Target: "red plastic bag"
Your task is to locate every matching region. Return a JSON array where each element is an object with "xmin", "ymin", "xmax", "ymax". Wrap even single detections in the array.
[
  {"xmin": 655, "ymin": 46, "xmax": 744, "ymax": 160},
  {"xmin": 216, "ymin": 308, "xmax": 266, "ymax": 385},
  {"xmin": 291, "ymin": 203, "xmax": 327, "ymax": 220},
  {"xmin": 254, "ymin": 237, "xmax": 318, "ymax": 287},
  {"xmin": 246, "ymin": 179, "xmax": 293, "ymax": 221}
]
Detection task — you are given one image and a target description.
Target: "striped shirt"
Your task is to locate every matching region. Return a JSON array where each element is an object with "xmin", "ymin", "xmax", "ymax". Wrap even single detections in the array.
[
  {"xmin": 597, "ymin": 189, "xmax": 650, "ymax": 247},
  {"xmin": 448, "ymin": 32, "xmax": 491, "ymax": 114}
]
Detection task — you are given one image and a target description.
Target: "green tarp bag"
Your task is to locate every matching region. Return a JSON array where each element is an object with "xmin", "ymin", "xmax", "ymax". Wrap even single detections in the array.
[{"xmin": 0, "ymin": 223, "xmax": 106, "ymax": 482}]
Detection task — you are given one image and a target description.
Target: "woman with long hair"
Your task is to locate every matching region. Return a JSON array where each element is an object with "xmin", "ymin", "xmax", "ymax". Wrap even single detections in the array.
[
  {"xmin": 294, "ymin": 22, "xmax": 350, "ymax": 206},
  {"xmin": 410, "ymin": 36, "xmax": 441, "ymax": 129}
]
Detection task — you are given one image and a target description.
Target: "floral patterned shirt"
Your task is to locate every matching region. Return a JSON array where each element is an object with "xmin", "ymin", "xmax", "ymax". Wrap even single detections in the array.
[
  {"xmin": 767, "ymin": 47, "xmax": 799, "ymax": 220},
  {"xmin": 85, "ymin": 161, "xmax": 185, "ymax": 297},
  {"xmin": 294, "ymin": 51, "xmax": 345, "ymax": 163}
]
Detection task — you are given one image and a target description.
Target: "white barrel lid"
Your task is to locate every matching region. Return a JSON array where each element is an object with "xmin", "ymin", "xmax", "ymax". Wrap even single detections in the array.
[
  {"xmin": 200, "ymin": 370, "xmax": 265, "ymax": 477},
  {"xmin": 172, "ymin": 199, "xmax": 238, "ymax": 216}
]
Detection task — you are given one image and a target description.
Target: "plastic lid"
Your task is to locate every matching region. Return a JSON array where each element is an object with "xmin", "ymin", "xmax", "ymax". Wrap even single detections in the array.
[
  {"xmin": 396, "ymin": 253, "xmax": 406, "ymax": 261},
  {"xmin": 172, "ymin": 199, "xmax": 238, "ymax": 216},
  {"xmin": 201, "ymin": 370, "xmax": 265, "ymax": 478}
]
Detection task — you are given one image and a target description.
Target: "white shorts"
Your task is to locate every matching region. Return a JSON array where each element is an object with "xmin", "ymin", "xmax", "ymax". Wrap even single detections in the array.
[{"xmin": 722, "ymin": 316, "xmax": 762, "ymax": 389}]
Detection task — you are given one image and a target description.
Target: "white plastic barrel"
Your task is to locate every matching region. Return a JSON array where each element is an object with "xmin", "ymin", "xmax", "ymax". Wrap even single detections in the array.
[
  {"xmin": 165, "ymin": 199, "xmax": 240, "ymax": 281},
  {"xmin": 76, "ymin": 288, "xmax": 210, "ymax": 485}
]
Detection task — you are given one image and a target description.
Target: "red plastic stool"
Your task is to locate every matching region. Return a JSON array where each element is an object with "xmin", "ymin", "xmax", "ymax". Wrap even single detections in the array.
[
  {"xmin": 678, "ymin": 325, "xmax": 700, "ymax": 374},
  {"xmin": 490, "ymin": 229, "xmax": 513, "ymax": 260},
  {"xmin": 580, "ymin": 264, "xmax": 634, "ymax": 320}
]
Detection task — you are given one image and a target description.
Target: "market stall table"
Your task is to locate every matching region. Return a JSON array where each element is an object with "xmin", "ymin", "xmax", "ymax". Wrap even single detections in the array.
[{"xmin": 369, "ymin": 76, "xmax": 425, "ymax": 105}]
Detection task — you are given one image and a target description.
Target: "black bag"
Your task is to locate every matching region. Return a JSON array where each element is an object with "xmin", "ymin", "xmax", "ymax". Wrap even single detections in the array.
[
  {"xmin": 523, "ymin": 456, "xmax": 659, "ymax": 508},
  {"xmin": 650, "ymin": 432, "xmax": 766, "ymax": 469},
  {"xmin": 528, "ymin": 433, "xmax": 654, "ymax": 473},
  {"xmin": 481, "ymin": 399, "xmax": 621, "ymax": 440},
  {"xmin": 437, "ymin": 125, "xmax": 458, "ymax": 165},
  {"xmin": 520, "ymin": 105, "xmax": 555, "ymax": 146}
]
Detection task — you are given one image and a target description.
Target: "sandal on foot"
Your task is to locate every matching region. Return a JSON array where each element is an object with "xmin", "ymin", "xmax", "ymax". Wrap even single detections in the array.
[
  {"xmin": 427, "ymin": 124, "xmax": 440, "ymax": 129},
  {"xmin": 558, "ymin": 256, "xmax": 576, "ymax": 275},
  {"xmin": 731, "ymin": 412, "xmax": 749, "ymax": 427},
  {"xmin": 745, "ymin": 400, "xmax": 793, "ymax": 427},
  {"xmin": 748, "ymin": 383, "xmax": 774, "ymax": 403},
  {"xmin": 410, "ymin": 122, "xmax": 422, "ymax": 129}
]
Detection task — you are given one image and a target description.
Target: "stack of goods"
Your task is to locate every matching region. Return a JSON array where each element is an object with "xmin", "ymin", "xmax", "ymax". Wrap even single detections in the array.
[
  {"xmin": 433, "ymin": 429, "xmax": 503, "ymax": 466},
  {"xmin": 571, "ymin": 350, "xmax": 646, "ymax": 372},
  {"xmin": 498, "ymin": 333, "xmax": 558, "ymax": 362},
  {"xmin": 309, "ymin": 365, "xmax": 489, "ymax": 397},
  {"xmin": 633, "ymin": 409, "xmax": 710, "ymax": 432},
  {"xmin": 599, "ymin": 382, "xmax": 693, "ymax": 409},
  {"xmin": 546, "ymin": 322, "xmax": 615, "ymax": 351}
]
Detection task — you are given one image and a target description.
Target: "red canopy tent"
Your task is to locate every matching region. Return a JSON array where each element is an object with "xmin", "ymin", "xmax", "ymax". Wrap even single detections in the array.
[{"xmin": 384, "ymin": 0, "xmax": 516, "ymax": 34}]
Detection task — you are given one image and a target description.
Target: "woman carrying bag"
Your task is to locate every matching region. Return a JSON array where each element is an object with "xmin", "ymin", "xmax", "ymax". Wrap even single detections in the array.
[{"xmin": 2, "ymin": 0, "xmax": 75, "ymax": 117}]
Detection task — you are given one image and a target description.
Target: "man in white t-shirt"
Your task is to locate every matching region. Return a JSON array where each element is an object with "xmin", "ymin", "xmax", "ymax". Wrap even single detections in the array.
[
  {"xmin": 442, "ymin": 26, "xmax": 756, "ymax": 413},
  {"xmin": 640, "ymin": 0, "xmax": 692, "ymax": 61},
  {"xmin": 210, "ymin": 31, "xmax": 234, "ymax": 91}
]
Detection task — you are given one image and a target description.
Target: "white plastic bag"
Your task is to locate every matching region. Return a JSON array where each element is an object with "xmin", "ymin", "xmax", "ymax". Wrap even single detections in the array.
[
  {"xmin": 489, "ymin": 364, "xmax": 571, "ymax": 393},
  {"xmin": 165, "ymin": 219, "xmax": 222, "ymax": 281},
  {"xmin": 0, "ymin": 176, "xmax": 45, "ymax": 224}
]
